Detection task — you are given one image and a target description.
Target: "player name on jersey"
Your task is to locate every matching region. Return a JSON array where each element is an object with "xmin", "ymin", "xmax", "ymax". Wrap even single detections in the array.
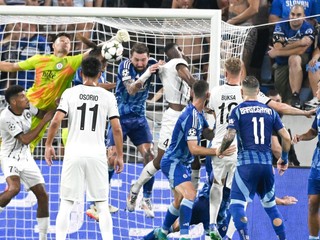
[
  {"xmin": 221, "ymin": 94, "xmax": 236, "ymax": 100},
  {"xmin": 239, "ymin": 106, "xmax": 272, "ymax": 115},
  {"xmin": 79, "ymin": 94, "xmax": 99, "ymax": 101}
]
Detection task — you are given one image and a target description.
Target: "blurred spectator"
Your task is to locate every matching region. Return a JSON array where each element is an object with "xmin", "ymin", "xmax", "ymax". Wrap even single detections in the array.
[
  {"xmin": 305, "ymin": 33, "xmax": 320, "ymax": 108},
  {"xmin": 224, "ymin": 0, "xmax": 259, "ymax": 76},
  {"xmin": 269, "ymin": 0, "xmax": 317, "ymax": 23},
  {"xmin": 124, "ymin": 0, "xmax": 162, "ymax": 8},
  {"xmin": 52, "ymin": 0, "xmax": 95, "ymax": 53},
  {"xmin": 172, "ymin": 0, "xmax": 209, "ymax": 80},
  {"xmin": 267, "ymin": 89, "xmax": 300, "ymax": 166},
  {"xmin": 268, "ymin": 4, "xmax": 314, "ymax": 108},
  {"xmin": 17, "ymin": 24, "xmax": 51, "ymax": 90}
]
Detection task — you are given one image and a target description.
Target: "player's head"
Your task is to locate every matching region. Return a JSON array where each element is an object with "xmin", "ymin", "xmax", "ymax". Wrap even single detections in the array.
[
  {"xmin": 81, "ymin": 57, "xmax": 102, "ymax": 80},
  {"xmin": 289, "ymin": 4, "xmax": 305, "ymax": 29},
  {"xmin": 192, "ymin": 80, "xmax": 209, "ymax": 100},
  {"xmin": 225, "ymin": 57, "xmax": 242, "ymax": 78},
  {"xmin": 241, "ymin": 76, "xmax": 260, "ymax": 98},
  {"xmin": 52, "ymin": 33, "xmax": 71, "ymax": 56},
  {"xmin": 5, "ymin": 85, "xmax": 29, "ymax": 109},
  {"xmin": 267, "ymin": 89, "xmax": 282, "ymax": 103},
  {"xmin": 164, "ymin": 42, "xmax": 184, "ymax": 60},
  {"xmin": 130, "ymin": 43, "xmax": 150, "ymax": 72}
]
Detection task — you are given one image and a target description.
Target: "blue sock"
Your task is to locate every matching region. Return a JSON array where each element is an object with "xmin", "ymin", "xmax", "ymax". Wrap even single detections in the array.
[
  {"xmin": 229, "ymin": 203, "xmax": 248, "ymax": 236},
  {"xmin": 162, "ymin": 203, "xmax": 179, "ymax": 232},
  {"xmin": 108, "ymin": 168, "xmax": 114, "ymax": 183},
  {"xmin": 180, "ymin": 198, "xmax": 194, "ymax": 235},
  {"xmin": 143, "ymin": 176, "xmax": 155, "ymax": 198},
  {"xmin": 264, "ymin": 205, "xmax": 286, "ymax": 240}
]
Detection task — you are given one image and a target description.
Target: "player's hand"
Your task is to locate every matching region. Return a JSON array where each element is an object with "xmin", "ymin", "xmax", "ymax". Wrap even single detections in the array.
[
  {"xmin": 114, "ymin": 156, "xmax": 124, "ymax": 174},
  {"xmin": 292, "ymin": 134, "xmax": 302, "ymax": 144},
  {"xmin": 115, "ymin": 29, "xmax": 130, "ymax": 43},
  {"xmin": 277, "ymin": 158, "xmax": 288, "ymax": 176},
  {"xmin": 216, "ymin": 145, "xmax": 236, "ymax": 158},
  {"xmin": 44, "ymin": 145, "xmax": 56, "ymax": 166},
  {"xmin": 135, "ymin": 79, "xmax": 144, "ymax": 89},
  {"xmin": 304, "ymin": 108, "xmax": 316, "ymax": 118},
  {"xmin": 281, "ymin": 196, "xmax": 298, "ymax": 205}
]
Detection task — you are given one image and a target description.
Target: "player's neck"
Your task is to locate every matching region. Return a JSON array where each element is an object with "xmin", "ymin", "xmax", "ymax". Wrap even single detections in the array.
[
  {"xmin": 192, "ymin": 99, "xmax": 205, "ymax": 112},
  {"xmin": 243, "ymin": 96, "xmax": 257, "ymax": 101},
  {"xmin": 83, "ymin": 80, "xmax": 97, "ymax": 86},
  {"xmin": 9, "ymin": 106, "xmax": 23, "ymax": 116}
]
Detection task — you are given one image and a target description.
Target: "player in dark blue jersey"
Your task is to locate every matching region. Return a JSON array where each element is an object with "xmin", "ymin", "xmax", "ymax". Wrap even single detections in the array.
[
  {"xmin": 293, "ymin": 80, "xmax": 320, "ymax": 240},
  {"xmin": 151, "ymin": 80, "xmax": 235, "ymax": 240},
  {"xmin": 106, "ymin": 43, "xmax": 164, "ymax": 217},
  {"xmin": 216, "ymin": 76, "xmax": 291, "ymax": 240}
]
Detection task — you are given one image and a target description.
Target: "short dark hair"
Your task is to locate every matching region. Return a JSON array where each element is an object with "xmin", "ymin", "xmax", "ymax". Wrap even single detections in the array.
[
  {"xmin": 53, "ymin": 32, "xmax": 71, "ymax": 43},
  {"xmin": 81, "ymin": 57, "xmax": 102, "ymax": 78},
  {"xmin": 193, "ymin": 80, "xmax": 208, "ymax": 99},
  {"xmin": 164, "ymin": 42, "xmax": 178, "ymax": 54},
  {"xmin": 130, "ymin": 43, "xmax": 149, "ymax": 56},
  {"xmin": 242, "ymin": 76, "xmax": 259, "ymax": 90},
  {"xmin": 5, "ymin": 85, "xmax": 25, "ymax": 103},
  {"xmin": 266, "ymin": 89, "xmax": 279, "ymax": 97}
]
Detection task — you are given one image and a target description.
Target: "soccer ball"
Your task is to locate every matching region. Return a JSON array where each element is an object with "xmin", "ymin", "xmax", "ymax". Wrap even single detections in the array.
[{"xmin": 101, "ymin": 40, "xmax": 124, "ymax": 63}]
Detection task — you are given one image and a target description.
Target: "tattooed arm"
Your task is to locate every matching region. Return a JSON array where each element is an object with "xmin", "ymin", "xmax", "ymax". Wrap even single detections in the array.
[{"xmin": 216, "ymin": 128, "xmax": 236, "ymax": 156}]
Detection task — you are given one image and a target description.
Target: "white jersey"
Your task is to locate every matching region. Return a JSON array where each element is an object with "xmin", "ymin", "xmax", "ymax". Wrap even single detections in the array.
[
  {"xmin": 158, "ymin": 58, "xmax": 190, "ymax": 106},
  {"xmin": 0, "ymin": 105, "xmax": 38, "ymax": 161},
  {"xmin": 208, "ymin": 84, "xmax": 271, "ymax": 148},
  {"xmin": 57, "ymin": 85, "xmax": 119, "ymax": 159}
]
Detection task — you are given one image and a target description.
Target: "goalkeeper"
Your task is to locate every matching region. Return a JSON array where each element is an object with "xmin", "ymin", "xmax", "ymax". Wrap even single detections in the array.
[{"xmin": 0, "ymin": 29, "xmax": 129, "ymax": 152}]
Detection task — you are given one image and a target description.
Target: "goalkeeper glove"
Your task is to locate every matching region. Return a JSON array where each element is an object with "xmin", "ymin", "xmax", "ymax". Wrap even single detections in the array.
[{"xmin": 115, "ymin": 29, "xmax": 130, "ymax": 43}]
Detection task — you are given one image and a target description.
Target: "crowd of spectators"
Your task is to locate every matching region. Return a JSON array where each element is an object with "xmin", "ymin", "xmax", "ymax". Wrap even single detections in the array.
[{"xmin": 1, "ymin": 0, "xmax": 320, "ymax": 110}]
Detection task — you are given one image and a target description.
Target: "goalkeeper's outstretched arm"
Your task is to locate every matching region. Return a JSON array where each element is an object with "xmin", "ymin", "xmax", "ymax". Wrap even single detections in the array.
[{"xmin": 98, "ymin": 29, "xmax": 130, "ymax": 47}]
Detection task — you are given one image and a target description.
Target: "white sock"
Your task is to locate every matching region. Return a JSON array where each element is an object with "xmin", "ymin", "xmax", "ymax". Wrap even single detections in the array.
[
  {"xmin": 37, "ymin": 217, "xmax": 49, "ymax": 240},
  {"xmin": 209, "ymin": 182, "xmax": 223, "ymax": 225},
  {"xmin": 191, "ymin": 169, "xmax": 200, "ymax": 190},
  {"xmin": 132, "ymin": 161, "xmax": 158, "ymax": 193},
  {"xmin": 56, "ymin": 199, "xmax": 73, "ymax": 240},
  {"xmin": 309, "ymin": 236, "xmax": 320, "ymax": 240},
  {"xmin": 96, "ymin": 201, "xmax": 113, "ymax": 240}
]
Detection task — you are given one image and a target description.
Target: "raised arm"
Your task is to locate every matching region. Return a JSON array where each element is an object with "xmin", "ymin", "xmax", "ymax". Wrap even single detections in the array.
[
  {"xmin": 0, "ymin": 62, "xmax": 22, "ymax": 72},
  {"xmin": 176, "ymin": 64, "xmax": 197, "ymax": 87}
]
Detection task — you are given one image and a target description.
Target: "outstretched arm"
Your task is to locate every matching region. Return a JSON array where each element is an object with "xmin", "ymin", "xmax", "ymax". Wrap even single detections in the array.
[
  {"xmin": 216, "ymin": 128, "xmax": 236, "ymax": 156},
  {"xmin": 267, "ymin": 100, "xmax": 315, "ymax": 118},
  {"xmin": 0, "ymin": 62, "xmax": 22, "ymax": 72}
]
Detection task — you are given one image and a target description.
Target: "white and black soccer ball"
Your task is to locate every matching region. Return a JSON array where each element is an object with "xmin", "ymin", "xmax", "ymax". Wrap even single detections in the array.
[{"xmin": 101, "ymin": 40, "xmax": 124, "ymax": 63}]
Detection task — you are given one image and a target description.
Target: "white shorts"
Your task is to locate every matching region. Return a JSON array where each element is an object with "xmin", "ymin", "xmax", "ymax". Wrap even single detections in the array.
[
  {"xmin": 158, "ymin": 107, "xmax": 182, "ymax": 151},
  {"xmin": 1, "ymin": 156, "xmax": 45, "ymax": 190},
  {"xmin": 60, "ymin": 156, "xmax": 109, "ymax": 202},
  {"xmin": 212, "ymin": 153, "xmax": 237, "ymax": 189}
]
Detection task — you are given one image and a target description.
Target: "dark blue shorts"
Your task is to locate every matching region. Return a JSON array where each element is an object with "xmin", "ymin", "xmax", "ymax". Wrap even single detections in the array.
[
  {"xmin": 308, "ymin": 168, "xmax": 320, "ymax": 195},
  {"xmin": 106, "ymin": 116, "xmax": 152, "ymax": 147},
  {"xmin": 231, "ymin": 164, "xmax": 275, "ymax": 204},
  {"xmin": 161, "ymin": 160, "xmax": 191, "ymax": 189}
]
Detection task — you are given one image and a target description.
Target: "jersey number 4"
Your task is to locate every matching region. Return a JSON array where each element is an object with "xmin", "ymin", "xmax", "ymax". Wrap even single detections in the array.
[{"xmin": 77, "ymin": 103, "xmax": 98, "ymax": 131}]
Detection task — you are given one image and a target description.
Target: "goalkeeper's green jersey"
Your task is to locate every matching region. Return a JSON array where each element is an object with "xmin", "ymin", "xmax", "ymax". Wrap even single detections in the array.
[{"xmin": 18, "ymin": 54, "xmax": 83, "ymax": 111}]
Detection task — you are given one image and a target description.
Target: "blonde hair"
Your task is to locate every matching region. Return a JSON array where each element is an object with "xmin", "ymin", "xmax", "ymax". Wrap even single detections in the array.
[{"xmin": 225, "ymin": 57, "xmax": 242, "ymax": 76}]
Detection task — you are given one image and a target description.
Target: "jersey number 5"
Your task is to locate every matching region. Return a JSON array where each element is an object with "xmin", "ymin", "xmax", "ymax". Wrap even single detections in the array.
[{"xmin": 77, "ymin": 103, "xmax": 98, "ymax": 131}]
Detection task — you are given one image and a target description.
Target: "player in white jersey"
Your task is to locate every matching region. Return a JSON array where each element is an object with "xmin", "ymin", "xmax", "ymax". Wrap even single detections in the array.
[
  {"xmin": 44, "ymin": 57, "xmax": 124, "ymax": 240},
  {"xmin": 0, "ymin": 85, "xmax": 54, "ymax": 240},
  {"xmin": 208, "ymin": 57, "xmax": 316, "ymax": 240},
  {"xmin": 126, "ymin": 42, "xmax": 197, "ymax": 217}
]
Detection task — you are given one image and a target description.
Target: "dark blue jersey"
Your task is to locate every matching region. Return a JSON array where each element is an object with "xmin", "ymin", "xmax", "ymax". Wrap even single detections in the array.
[
  {"xmin": 116, "ymin": 58, "xmax": 157, "ymax": 117},
  {"xmin": 270, "ymin": 0, "xmax": 316, "ymax": 19},
  {"xmin": 162, "ymin": 103, "xmax": 209, "ymax": 166},
  {"xmin": 228, "ymin": 100, "xmax": 284, "ymax": 166},
  {"xmin": 273, "ymin": 20, "xmax": 314, "ymax": 65},
  {"xmin": 311, "ymin": 107, "xmax": 320, "ymax": 169}
]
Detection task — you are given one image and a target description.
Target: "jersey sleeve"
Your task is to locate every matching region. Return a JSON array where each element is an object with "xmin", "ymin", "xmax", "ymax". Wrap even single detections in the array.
[
  {"xmin": 185, "ymin": 110, "xmax": 200, "ymax": 142},
  {"xmin": 227, "ymin": 107, "xmax": 239, "ymax": 131},
  {"xmin": 3, "ymin": 116, "xmax": 24, "ymax": 138},
  {"xmin": 257, "ymin": 91, "xmax": 271, "ymax": 105},
  {"xmin": 312, "ymin": 109, "xmax": 320, "ymax": 130},
  {"xmin": 18, "ymin": 54, "xmax": 40, "ymax": 70},
  {"xmin": 118, "ymin": 60, "xmax": 132, "ymax": 82},
  {"xmin": 107, "ymin": 93, "xmax": 120, "ymax": 119},
  {"xmin": 57, "ymin": 89, "xmax": 70, "ymax": 114}
]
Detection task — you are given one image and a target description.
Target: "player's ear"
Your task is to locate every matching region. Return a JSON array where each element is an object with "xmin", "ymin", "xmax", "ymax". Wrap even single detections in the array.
[{"xmin": 206, "ymin": 91, "xmax": 210, "ymax": 99}]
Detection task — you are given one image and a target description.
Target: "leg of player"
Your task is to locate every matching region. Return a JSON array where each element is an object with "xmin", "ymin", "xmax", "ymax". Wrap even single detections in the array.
[
  {"xmin": 209, "ymin": 181, "xmax": 225, "ymax": 239},
  {"xmin": 229, "ymin": 201, "xmax": 249, "ymax": 240},
  {"xmin": 0, "ymin": 176, "xmax": 21, "ymax": 210},
  {"xmin": 127, "ymin": 148, "xmax": 165, "ymax": 214},
  {"xmin": 95, "ymin": 200, "xmax": 113, "ymax": 239},
  {"xmin": 308, "ymin": 194, "xmax": 320, "ymax": 239},
  {"xmin": 30, "ymin": 183, "xmax": 49, "ymax": 240},
  {"xmin": 56, "ymin": 199, "xmax": 74, "ymax": 240},
  {"xmin": 136, "ymin": 143, "xmax": 155, "ymax": 218},
  {"xmin": 263, "ymin": 204, "xmax": 286, "ymax": 240},
  {"xmin": 191, "ymin": 156, "xmax": 201, "ymax": 191}
]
